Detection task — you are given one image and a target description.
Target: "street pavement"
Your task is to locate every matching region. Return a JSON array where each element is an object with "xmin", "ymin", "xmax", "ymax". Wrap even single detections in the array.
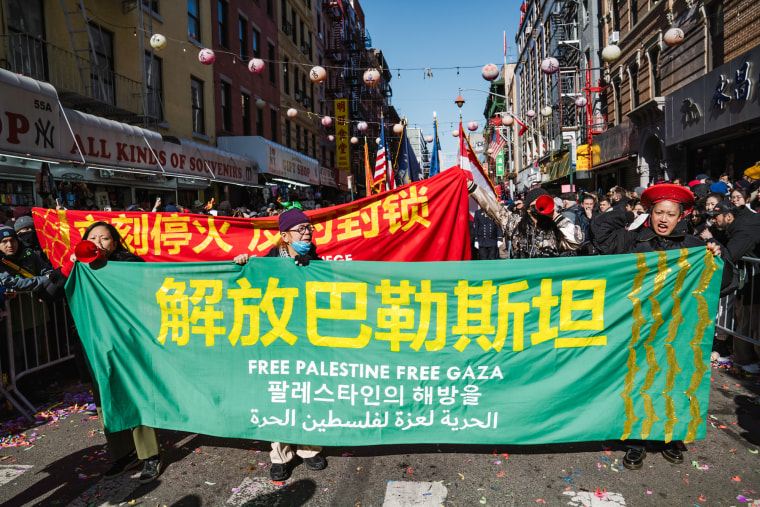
[{"xmin": 0, "ymin": 365, "xmax": 758, "ymax": 507}]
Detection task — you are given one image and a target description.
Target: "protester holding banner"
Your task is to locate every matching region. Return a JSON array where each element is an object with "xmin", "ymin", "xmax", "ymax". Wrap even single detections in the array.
[
  {"xmin": 234, "ymin": 209, "xmax": 327, "ymax": 481},
  {"xmin": 591, "ymin": 184, "xmax": 723, "ymax": 470},
  {"xmin": 75, "ymin": 222, "xmax": 164, "ymax": 484},
  {"xmin": 467, "ymin": 182, "xmax": 583, "ymax": 258}
]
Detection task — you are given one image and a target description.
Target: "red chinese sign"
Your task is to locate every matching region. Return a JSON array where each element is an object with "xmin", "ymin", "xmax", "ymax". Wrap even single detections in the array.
[{"xmin": 35, "ymin": 168, "xmax": 472, "ymax": 266}]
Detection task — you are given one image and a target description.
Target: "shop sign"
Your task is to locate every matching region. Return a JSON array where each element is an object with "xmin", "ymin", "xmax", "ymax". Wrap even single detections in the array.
[
  {"xmin": 496, "ymin": 150, "xmax": 504, "ymax": 176},
  {"xmin": 335, "ymin": 99, "xmax": 350, "ymax": 171},
  {"xmin": 0, "ymin": 71, "xmax": 60, "ymax": 159},
  {"xmin": 218, "ymin": 136, "xmax": 320, "ymax": 186}
]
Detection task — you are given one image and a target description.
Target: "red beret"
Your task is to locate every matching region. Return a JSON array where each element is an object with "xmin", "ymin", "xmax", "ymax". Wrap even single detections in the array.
[{"xmin": 641, "ymin": 184, "xmax": 694, "ymax": 209}]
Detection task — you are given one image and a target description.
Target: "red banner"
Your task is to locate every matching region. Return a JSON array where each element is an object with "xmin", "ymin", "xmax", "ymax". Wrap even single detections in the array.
[{"xmin": 34, "ymin": 168, "xmax": 472, "ymax": 267}]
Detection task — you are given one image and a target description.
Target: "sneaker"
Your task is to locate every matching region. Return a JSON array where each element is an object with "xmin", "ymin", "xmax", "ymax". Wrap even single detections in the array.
[
  {"xmin": 740, "ymin": 363, "xmax": 760, "ymax": 374},
  {"xmin": 104, "ymin": 452, "xmax": 140, "ymax": 479},
  {"xmin": 303, "ymin": 454, "xmax": 327, "ymax": 471},
  {"xmin": 623, "ymin": 447, "xmax": 646, "ymax": 470},
  {"xmin": 662, "ymin": 442, "xmax": 684, "ymax": 464},
  {"xmin": 139, "ymin": 455, "xmax": 163, "ymax": 484},
  {"xmin": 270, "ymin": 460, "xmax": 295, "ymax": 481}
]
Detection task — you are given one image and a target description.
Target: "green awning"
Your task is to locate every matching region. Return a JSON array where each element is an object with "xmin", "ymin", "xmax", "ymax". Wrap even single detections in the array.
[{"xmin": 547, "ymin": 151, "xmax": 573, "ymax": 181}]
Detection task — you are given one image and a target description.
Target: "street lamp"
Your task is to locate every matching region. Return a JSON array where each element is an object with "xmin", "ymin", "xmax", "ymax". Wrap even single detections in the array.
[{"xmin": 454, "ymin": 93, "xmax": 466, "ymax": 109}]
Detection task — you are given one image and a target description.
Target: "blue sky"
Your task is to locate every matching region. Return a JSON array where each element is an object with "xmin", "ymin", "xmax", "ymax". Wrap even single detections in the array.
[{"xmin": 360, "ymin": 0, "xmax": 523, "ymax": 166}]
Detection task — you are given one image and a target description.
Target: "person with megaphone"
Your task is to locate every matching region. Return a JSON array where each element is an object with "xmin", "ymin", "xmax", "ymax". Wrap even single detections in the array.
[
  {"xmin": 65, "ymin": 222, "xmax": 165, "ymax": 484},
  {"xmin": 467, "ymin": 182, "xmax": 583, "ymax": 259}
]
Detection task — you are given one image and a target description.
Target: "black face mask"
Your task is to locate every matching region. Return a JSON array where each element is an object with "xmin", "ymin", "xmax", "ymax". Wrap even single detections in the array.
[{"xmin": 18, "ymin": 231, "xmax": 39, "ymax": 248}]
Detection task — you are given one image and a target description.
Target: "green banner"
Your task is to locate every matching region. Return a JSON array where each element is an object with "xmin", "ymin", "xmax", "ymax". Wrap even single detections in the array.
[
  {"xmin": 67, "ymin": 248, "xmax": 722, "ymax": 446},
  {"xmin": 496, "ymin": 149, "xmax": 504, "ymax": 176}
]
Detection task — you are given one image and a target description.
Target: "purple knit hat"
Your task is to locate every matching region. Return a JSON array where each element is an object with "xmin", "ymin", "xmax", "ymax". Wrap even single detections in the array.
[{"xmin": 278, "ymin": 209, "xmax": 311, "ymax": 232}]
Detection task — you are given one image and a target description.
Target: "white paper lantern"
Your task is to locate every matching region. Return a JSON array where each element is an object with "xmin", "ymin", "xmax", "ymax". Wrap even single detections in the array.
[
  {"xmin": 540, "ymin": 57, "xmax": 560, "ymax": 74},
  {"xmin": 248, "ymin": 58, "xmax": 265, "ymax": 74},
  {"xmin": 424, "ymin": 135, "xmax": 434, "ymax": 143},
  {"xmin": 327, "ymin": 134, "xmax": 335, "ymax": 142},
  {"xmin": 467, "ymin": 120, "xmax": 479, "ymax": 131},
  {"xmin": 526, "ymin": 109, "xmax": 536, "ymax": 118},
  {"xmin": 392, "ymin": 123, "xmax": 404, "ymax": 134},
  {"xmin": 149, "ymin": 34, "xmax": 167, "ymax": 51},
  {"xmin": 663, "ymin": 27, "xmax": 685, "ymax": 47},
  {"xmin": 255, "ymin": 98, "xmax": 266, "ymax": 109},
  {"xmin": 481, "ymin": 63, "xmax": 500, "ymax": 81},
  {"xmin": 357, "ymin": 121, "xmax": 368, "ymax": 132},
  {"xmin": 541, "ymin": 106, "xmax": 553, "ymax": 117},
  {"xmin": 287, "ymin": 108, "xmax": 298, "ymax": 118},
  {"xmin": 363, "ymin": 68, "xmax": 381, "ymax": 86},
  {"xmin": 601, "ymin": 44, "xmax": 622, "ymax": 63},
  {"xmin": 376, "ymin": 137, "xmax": 381, "ymax": 144},
  {"xmin": 350, "ymin": 136, "xmax": 359, "ymax": 144},
  {"xmin": 198, "ymin": 48, "xmax": 216, "ymax": 65},
  {"xmin": 501, "ymin": 114, "xmax": 514, "ymax": 126},
  {"xmin": 452, "ymin": 129, "xmax": 459, "ymax": 137},
  {"xmin": 575, "ymin": 96, "xmax": 588, "ymax": 108},
  {"xmin": 309, "ymin": 65, "xmax": 327, "ymax": 83},
  {"xmin": 321, "ymin": 116, "xmax": 333, "ymax": 127}
]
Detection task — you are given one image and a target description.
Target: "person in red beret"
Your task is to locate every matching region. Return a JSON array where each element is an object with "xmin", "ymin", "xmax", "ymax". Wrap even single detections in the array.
[
  {"xmin": 591, "ymin": 184, "xmax": 725, "ymax": 470},
  {"xmin": 233, "ymin": 209, "xmax": 326, "ymax": 481}
]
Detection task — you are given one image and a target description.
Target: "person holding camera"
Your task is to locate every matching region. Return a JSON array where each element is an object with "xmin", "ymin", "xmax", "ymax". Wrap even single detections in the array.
[{"xmin": 467, "ymin": 183, "xmax": 583, "ymax": 259}]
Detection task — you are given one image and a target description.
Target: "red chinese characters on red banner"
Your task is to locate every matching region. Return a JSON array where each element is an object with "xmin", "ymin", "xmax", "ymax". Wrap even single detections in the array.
[{"xmin": 34, "ymin": 168, "xmax": 472, "ymax": 267}]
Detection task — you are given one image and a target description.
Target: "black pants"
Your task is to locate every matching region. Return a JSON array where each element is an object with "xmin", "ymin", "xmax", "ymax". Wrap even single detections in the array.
[{"xmin": 478, "ymin": 246, "xmax": 498, "ymax": 260}]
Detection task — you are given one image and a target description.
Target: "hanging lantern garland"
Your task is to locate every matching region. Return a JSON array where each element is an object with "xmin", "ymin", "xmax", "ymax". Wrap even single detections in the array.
[
  {"xmin": 198, "ymin": 48, "xmax": 215, "ymax": 65},
  {"xmin": 149, "ymin": 33, "xmax": 167, "ymax": 51},
  {"xmin": 481, "ymin": 63, "xmax": 500, "ymax": 81},
  {"xmin": 321, "ymin": 116, "xmax": 333, "ymax": 127},
  {"xmin": 663, "ymin": 27, "xmax": 685, "ymax": 47},
  {"xmin": 363, "ymin": 68, "xmax": 381, "ymax": 86},
  {"xmin": 467, "ymin": 121, "xmax": 479, "ymax": 131},
  {"xmin": 309, "ymin": 66, "xmax": 327, "ymax": 83},
  {"xmin": 248, "ymin": 58, "xmax": 265, "ymax": 74},
  {"xmin": 540, "ymin": 57, "xmax": 560, "ymax": 75}
]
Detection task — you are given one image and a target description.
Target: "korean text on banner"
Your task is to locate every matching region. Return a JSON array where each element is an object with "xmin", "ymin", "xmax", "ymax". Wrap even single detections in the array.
[{"xmin": 67, "ymin": 248, "xmax": 722, "ymax": 446}]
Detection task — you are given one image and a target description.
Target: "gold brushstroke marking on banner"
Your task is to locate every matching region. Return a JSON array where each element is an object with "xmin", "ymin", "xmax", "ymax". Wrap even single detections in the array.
[
  {"xmin": 661, "ymin": 250, "xmax": 689, "ymax": 441},
  {"xmin": 685, "ymin": 252, "xmax": 719, "ymax": 442},
  {"xmin": 639, "ymin": 393, "xmax": 660, "ymax": 439},
  {"xmin": 639, "ymin": 252, "xmax": 668, "ymax": 438},
  {"xmin": 662, "ymin": 393, "xmax": 678, "ymax": 443},
  {"xmin": 621, "ymin": 253, "xmax": 648, "ymax": 440}
]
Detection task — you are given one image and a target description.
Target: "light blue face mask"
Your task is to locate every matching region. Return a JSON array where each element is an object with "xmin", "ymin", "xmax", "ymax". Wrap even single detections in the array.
[{"xmin": 291, "ymin": 241, "xmax": 311, "ymax": 255}]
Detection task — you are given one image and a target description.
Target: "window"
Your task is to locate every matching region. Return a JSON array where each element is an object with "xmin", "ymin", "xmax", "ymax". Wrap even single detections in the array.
[
  {"xmin": 629, "ymin": 0, "xmax": 637, "ymax": 26},
  {"xmin": 191, "ymin": 77, "xmax": 205, "ymax": 134},
  {"xmin": 88, "ymin": 23, "xmax": 115, "ymax": 104},
  {"xmin": 628, "ymin": 63, "xmax": 639, "ymax": 109},
  {"xmin": 308, "ymin": 32, "xmax": 313, "ymax": 59},
  {"xmin": 285, "ymin": 119, "xmax": 292, "ymax": 148},
  {"xmin": 268, "ymin": 43, "xmax": 276, "ymax": 85},
  {"xmin": 708, "ymin": 1, "xmax": 724, "ymax": 69},
  {"xmin": 281, "ymin": 0, "xmax": 287, "ymax": 27},
  {"xmin": 312, "ymin": 133, "xmax": 316, "ymax": 159},
  {"xmin": 647, "ymin": 46, "xmax": 661, "ymax": 97},
  {"xmin": 242, "ymin": 93, "xmax": 251, "ymax": 136},
  {"xmin": 300, "ymin": 20, "xmax": 305, "ymax": 51},
  {"xmin": 142, "ymin": 0, "xmax": 159, "ymax": 14},
  {"xmin": 270, "ymin": 109, "xmax": 278, "ymax": 141},
  {"xmin": 218, "ymin": 0, "xmax": 228, "ymax": 48},
  {"xmin": 256, "ymin": 106, "xmax": 264, "ymax": 136},
  {"xmin": 612, "ymin": 78, "xmax": 621, "ymax": 126},
  {"xmin": 145, "ymin": 52, "xmax": 164, "ymax": 121},
  {"xmin": 296, "ymin": 125, "xmax": 301, "ymax": 151},
  {"xmin": 6, "ymin": 0, "xmax": 46, "ymax": 80},
  {"xmin": 252, "ymin": 27, "xmax": 261, "ymax": 58},
  {"xmin": 303, "ymin": 128, "xmax": 307, "ymax": 154},
  {"xmin": 221, "ymin": 81, "xmax": 232, "ymax": 131},
  {"xmin": 188, "ymin": 0, "xmax": 200, "ymax": 42},
  {"xmin": 238, "ymin": 17, "xmax": 248, "ymax": 60},
  {"xmin": 267, "ymin": 0, "xmax": 273, "ymax": 19},
  {"xmin": 283, "ymin": 57, "xmax": 289, "ymax": 95},
  {"xmin": 291, "ymin": 9, "xmax": 297, "ymax": 44},
  {"xmin": 293, "ymin": 68, "xmax": 300, "ymax": 99}
]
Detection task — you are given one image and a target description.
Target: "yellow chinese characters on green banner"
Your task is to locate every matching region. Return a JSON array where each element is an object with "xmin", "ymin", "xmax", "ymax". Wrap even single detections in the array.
[
  {"xmin": 335, "ymin": 99, "xmax": 349, "ymax": 171},
  {"xmin": 68, "ymin": 248, "xmax": 722, "ymax": 447}
]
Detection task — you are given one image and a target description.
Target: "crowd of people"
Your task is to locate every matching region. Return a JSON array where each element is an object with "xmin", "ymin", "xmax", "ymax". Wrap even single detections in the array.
[{"xmin": 1, "ymin": 165, "xmax": 760, "ymax": 481}]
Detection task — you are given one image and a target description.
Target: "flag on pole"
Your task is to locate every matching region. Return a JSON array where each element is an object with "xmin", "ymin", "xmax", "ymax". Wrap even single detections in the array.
[
  {"xmin": 373, "ymin": 117, "xmax": 392, "ymax": 191},
  {"xmin": 429, "ymin": 117, "xmax": 441, "ymax": 177},
  {"xmin": 396, "ymin": 124, "xmax": 423, "ymax": 182},
  {"xmin": 364, "ymin": 138, "xmax": 373, "ymax": 197},
  {"xmin": 488, "ymin": 128, "xmax": 506, "ymax": 161},
  {"xmin": 512, "ymin": 115, "xmax": 529, "ymax": 136},
  {"xmin": 458, "ymin": 121, "xmax": 499, "ymax": 217}
]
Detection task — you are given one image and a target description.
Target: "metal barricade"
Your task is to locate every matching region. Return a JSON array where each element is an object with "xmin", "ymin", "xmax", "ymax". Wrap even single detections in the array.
[
  {"xmin": 0, "ymin": 291, "xmax": 77, "ymax": 421},
  {"xmin": 715, "ymin": 256, "xmax": 760, "ymax": 347}
]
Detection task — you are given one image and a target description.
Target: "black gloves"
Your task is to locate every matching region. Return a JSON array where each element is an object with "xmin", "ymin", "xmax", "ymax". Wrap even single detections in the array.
[{"xmin": 294, "ymin": 254, "xmax": 310, "ymax": 267}]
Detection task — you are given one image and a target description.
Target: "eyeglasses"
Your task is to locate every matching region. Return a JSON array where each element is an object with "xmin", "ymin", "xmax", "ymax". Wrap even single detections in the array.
[
  {"xmin": 730, "ymin": 195, "xmax": 743, "ymax": 202},
  {"xmin": 289, "ymin": 224, "xmax": 314, "ymax": 235}
]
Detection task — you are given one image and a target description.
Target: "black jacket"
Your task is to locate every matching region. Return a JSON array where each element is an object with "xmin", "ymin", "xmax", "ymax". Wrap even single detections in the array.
[
  {"xmin": 473, "ymin": 209, "xmax": 503, "ymax": 247},
  {"xmin": 721, "ymin": 207, "xmax": 760, "ymax": 264},
  {"xmin": 265, "ymin": 243, "xmax": 321, "ymax": 261}
]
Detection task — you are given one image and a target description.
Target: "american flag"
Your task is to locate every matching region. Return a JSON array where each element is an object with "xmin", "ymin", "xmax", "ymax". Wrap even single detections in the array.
[
  {"xmin": 373, "ymin": 118, "xmax": 393, "ymax": 191},
  {"xmin": 488, "ymin": 128, "xmax": 506, "ymax": 160}
]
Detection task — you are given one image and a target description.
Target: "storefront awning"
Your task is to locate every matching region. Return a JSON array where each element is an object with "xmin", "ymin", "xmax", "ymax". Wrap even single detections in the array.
[
  {"xmin": 218, "ymin": 136, "xmax": 321, "ymax": 187},
  {"xmin": 543, "ymin": 152, "xmax": 573, "ymax": 182}
]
